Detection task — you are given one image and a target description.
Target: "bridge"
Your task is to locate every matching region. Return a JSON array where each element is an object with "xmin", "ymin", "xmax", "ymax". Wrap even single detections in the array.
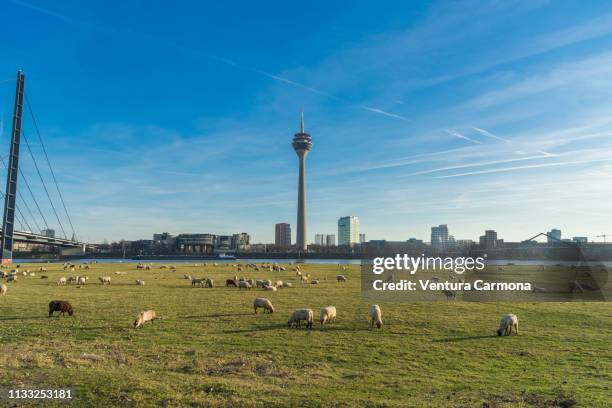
[{"xmin": 0, "ymin": 71, "xmax": 90, "ymax": 263}]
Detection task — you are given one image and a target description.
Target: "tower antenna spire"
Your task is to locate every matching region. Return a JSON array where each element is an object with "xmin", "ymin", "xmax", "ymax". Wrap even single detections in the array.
[{"xmin": 300, "ymin": 109, "xmax": 304, "ymax": 133}]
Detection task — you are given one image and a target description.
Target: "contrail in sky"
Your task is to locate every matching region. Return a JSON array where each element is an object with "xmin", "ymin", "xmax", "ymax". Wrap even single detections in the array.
[{"xmin": 8, "ymin": 0, "xmax": 410, "ymax": 122}]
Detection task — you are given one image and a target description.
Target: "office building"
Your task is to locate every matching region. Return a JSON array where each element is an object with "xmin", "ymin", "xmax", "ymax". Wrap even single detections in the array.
[
  {"xmin": 430, "ymin": 224, "xmax": 449, "ymax": 249},
  {"xmin": 338, "ymin": 216, "xmax": 360, "ymax": 246},
  {"xmin": 359, "ymin": 233, "xmax": 366, "ymax": 243},
  {"xmin": 548, "ymin": 229, "xmax": 562, "ymax": 244},
  {"xmin": 275, "ymin": 223, "xmax": 291, "ymax": 247},
  {"xmin": 326, "ymin": 234, "xmax": 336, "ymax": 246},
  {"xmin": 479, "ymin": 230, "xmax": 499, "ymax": 249}
]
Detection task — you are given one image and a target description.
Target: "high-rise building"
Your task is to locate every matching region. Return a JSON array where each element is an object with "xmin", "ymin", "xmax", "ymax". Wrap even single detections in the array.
[
  {"xmin": 275, "ymin": 223, "xmax": 291, "ymax": 247},
  {"xmin": 292, "ymin": 112, "xmax": 312, "ymax": 251},
  {"xmin": 338, "ymin": 216, "xmax": 360, "ymax": 246},
  {"xmin": 314, "ymin": 234, "xmax": 324, "ymax": 246},
  {"xmin": 231, "ymin": 233, "xmax": 250, "ymax": 250},
  {"xmin": 547, "ymin": 229, "xmax": 562, "ymax": 244},
  {"xmin": 326, "ymin": 234, "xmax": 336, "ymax": 246},
  {"xmin": 359, "ymin": 233, "xmax": 366, "ymax": 244},
  {"xmin": 430, "ymin": 224, "xmax": 449, "ymax": 250},
  {"xmin": 479, "ymin": 230, "xmax": 498, "ymax": 249},
  {"xmin": 41, "ymin": 228, "xmax": 55, "ymax": 238}
]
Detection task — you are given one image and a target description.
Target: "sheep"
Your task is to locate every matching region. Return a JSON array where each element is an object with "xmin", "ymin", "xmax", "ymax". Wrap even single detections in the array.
[
  {"xmin": 263, "ymin": 285, "xmax": 277, "ymax": 292},
  {"xmin": 255, "ymin": 280, "xmax": 265, "ymax": 288},
  {"xmin": 320, "ymin": 306, "xmax": 337, "ymax": 325},
  {"xmin": 262, "ymin": 279, "xmax": 272, "ymax": 287},
  {"xmin": 226, "ymin": 279, "xmax": 238, "ymax": 287},
  {"xmin": 135, "ymin": 279, "xmax": 145, "ymax": 286},
  {"xmin": 282, "ymin": 282, "xmax": 293, "ymax": 288},
  {"xmin": 184, "ymin": 274, "xmax": 191, "ymax": 280},
  {"xmin": 253, "ymin": 297, "xmax": 274, "ymax": 314},
  {"xmin": 336, "ymin": 275, "xmax": 347, "ymax": 283},
  {"xmin": 48, "ymin": 300, "xmax": 74, "ymax": 317},
  {"xmin": 497, "ymin": 314, "xmax": 519, "ymax": 336},
  {"xmin": 274, "ymin": 280, "xmax": 284, "ymax": 289},
  {"xmin": 39, "ymin": 267, "xmax": 47, "ymax": 272},
  {"xmin": 205, "ymin": 278, "xmax": 213, "ymax": 288},
  {"xmin": 238, "ymin": 281, "xmax": 252, "ymax": 290},
  {"xmin": 133, "ymin": 310, "xmax": 157, "ymax": 328},
  {"xmin": 191, "ymin": 277, "xmax": 205, "ymax": 287},
  {"xmin": 311, "ymin": 279, "xmax": 319, "ymax": 285},
  {"xmin": 288, "ymin": 308, "xmax": 314, "ymax": 329},
  {"xmin": 6, "ymin": 275, "xmax": 17, "ymax": 283},
  {"xmin": 300, "ymin": 276, "xmax": 308, "ymax": 283},
  {"xmin": 370, "ymin": 304, "xmax": 383, "ymax": 329},
  {"xmin": 246, "ymin": 279, "xmax": 254, "ymax": 286},
  {"xmin": 0, "ymin": 283, "xmax": 7, "ymax": 296},
  {"xmin": 442, "ymin": 289, "xmax": 457, "ymax": 300},
  {"xmin": 57, "ymin": 277, "xmax": 67, "ymax": 285},
  {"xmin": 28, "ymin": 272, "xmax": 35, "ymax": 277},
  {"xmin": 76, "ymin": 276, "xmax": 87, "ymax": 285},
  {"xmin": 99, "ymin": 276, "xmax": 111, "ymax": 285},
  {"xmin": 295, "ymin": 271, "xmax": 302, "ymax": 277}
]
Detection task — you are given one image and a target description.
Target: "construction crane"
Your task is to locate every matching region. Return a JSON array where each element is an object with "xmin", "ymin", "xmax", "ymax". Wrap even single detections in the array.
[{"xmin": 596, "ymin": 234, "xmax": 610, "ymax": 243}]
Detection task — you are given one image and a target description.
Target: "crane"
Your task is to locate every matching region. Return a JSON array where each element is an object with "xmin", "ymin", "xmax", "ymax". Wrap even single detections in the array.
[{"xmin": 596, "ymin": 234, "xmax": 610, "ymax": 243}]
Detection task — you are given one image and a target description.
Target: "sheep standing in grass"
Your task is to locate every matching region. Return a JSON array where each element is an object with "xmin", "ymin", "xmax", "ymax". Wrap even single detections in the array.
[
  {"xmin": 76, "ymin": 276, "xmax": 87, "ymax": 285},
  {"xmin": 253, "ymin": 298, "xmax": 274, "ymax": 314},
  {"xmin": 6, "ymin": 275, "xmax": 17, "ymax": 283},
  {"xmin": 99, "ymin": 276, "xmax": 111, "ymax": 285},
  {"xmin": 57, "ymin": 277, "xmax": 67, "ymax": 286},
  {"xmin": 135, "ymin": 279, "xmax": 145, "ymax": 286},
  {"xmin": 0, "ymin": 283, "xmax": 7, "ymax": 296},
  {"xmin": 263, "ymin": 285, "xmax": 277, "ymax": 292},
  {"xmin": 320, "ymin": 306, "xmax": 336, "ymax": 325},
  {"xmin": 205, "ymin": 278, "xmax": 214, "ymax": 288},
  {"xmin": 497, "ymin": 314, "xmax": 519, "ymax": 336},
  {"xmin": 226, "ymin": 279, "xmax": 238, "ymax": 287},
  {"xmin": 288, "ymin": 309, "xmax": 314, "ymax": 329},
  {"xmin": 191, "ymin": 277, "xmax": 205, "ymax": 287},
  {"xmin": 48, "ymin": 300, "xmax": 74, "ymax": 317},
  {"xmin": 336, "ymin": 275, "xmax": 347, "ymax": 283},
  {"xmin": 274, "ymin": 280, "xmax": 284, "ymax": 289},
  {"xmin": 238, "ymin": 281, "xmax": 252, "ymax": 290},
  {"xmin": 133, "ymin": 310, "xmax": 157, "ymax": 328},
  {"xmin": 370, "ymin": 304, "xmax": 383, "ymax": 329}
]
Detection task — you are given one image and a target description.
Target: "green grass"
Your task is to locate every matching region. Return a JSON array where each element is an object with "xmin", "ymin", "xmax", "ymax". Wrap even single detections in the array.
[{"xmin": 0, "ymin": 262, "xmax": 610, "ymax": 407}]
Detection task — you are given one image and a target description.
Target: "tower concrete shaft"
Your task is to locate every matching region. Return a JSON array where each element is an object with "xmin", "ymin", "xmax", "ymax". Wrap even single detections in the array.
[{"xmin": 292, "ymin": 112, "xmax": 312, "ymax": 252}]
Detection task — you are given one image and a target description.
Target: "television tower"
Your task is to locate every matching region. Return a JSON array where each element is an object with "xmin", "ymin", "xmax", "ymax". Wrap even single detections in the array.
[{"xmin": 292, "ymin": 112, "xmax": 312, "ymax": 251}]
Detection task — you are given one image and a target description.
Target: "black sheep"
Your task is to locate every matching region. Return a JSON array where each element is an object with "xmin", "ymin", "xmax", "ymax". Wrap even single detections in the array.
[{"xmin": 48, "ymin": 300, "xmax": 74, "ymax": 317}]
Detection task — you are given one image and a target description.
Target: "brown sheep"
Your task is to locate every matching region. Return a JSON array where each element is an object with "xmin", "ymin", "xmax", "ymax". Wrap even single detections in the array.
[
  {"xmin": 48, "ymin": 300, "xmax": 74, "ymax": 317},
  {"xmin": 226, "ymin": 279, "xmax": 238, "ymax": 287}
]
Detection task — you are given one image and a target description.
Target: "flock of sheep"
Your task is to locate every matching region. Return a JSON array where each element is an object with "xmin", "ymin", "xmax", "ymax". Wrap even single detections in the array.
[{"xmin": 0, "ymin": 261, "xmax": 519, "ymax": 336}]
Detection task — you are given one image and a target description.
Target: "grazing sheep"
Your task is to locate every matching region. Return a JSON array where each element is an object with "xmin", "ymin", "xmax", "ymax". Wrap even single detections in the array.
[
  {"xmin": 39, "ymin": 267, "xmax": 47, "ymax": 272},
  {"xmin": 99, "ymin": 276, "xmax": 111, "ymax": 285},
  {"xmin": 205, "ymin": 278, "xmax": 213, "ymax": 288},
  {"xmin": 442, "ymin": 289, "xmax": 457, "ymax": 300},
  {"xmin": 48, "ymin": 300, "xmax": 74, "ymax": 317},
  {"xmin": 226, "ymin": 279, "xmax": 238, "ymax": 287},
  {"xmin": 370, "ymin": 304, "xmax": 383, "ymax": 329},
  {"xmin": 300, "ymin": 275, "xmax": 308, "ymax": 283},
  {"xmin": 191, "ymin": 277, "xmax": 205, "ymax": 287},
  {"xmin": 288, "ymin": 308, "xmax": 314, "ymax": 329},
  {"xmin": 6, "ymin": 275, "xmax": 17, "ymax": 283},
  {"xmin": 311, "ymin": 279, "xmax": 319, "ymax": 285},
  {"xmin": 282, "ymin": 282, "xmax": 293, "ymax": 288},
  {"xmin": 133, "ymin": 310, "xmax": 157, "ymax": 328},
  {"xmin": 262, "ymin": 279, "xmax": 272, "ymax": 287},
  {"xmin": 28, "ymin": 272, "xmax": 35, "ymax": 277},
  {"xmin": 336, "ymin": 275, "xmax": 347, "ymax": 283},
  {"xmin": 76, "ymin": 276, "xmax": 87, "ymax": 285},
  {"xmin": 295, "ymin": 271, "xmax": 302, "ymax": 277},
  {"xmin": 57, "ymin": 277, "xmax": 67, "ymax": 286},
  {"xmin": 263, "ymin": 285, "xmax": 277, "ymax": 292},
  {"xmin": 0, "ymin": 283, "xmax": 7, "ymax": 296},
  {"xmin": 274, "ymin": 280, "xmax": 284, "ymax": 289},
  {"xmin": 253, "ymin": 297, "xmax": 274, "ymax": 314},
  {"xmin": 320, "ymin": 306, "xmax": 337, "ymax": 325},
  {"xmin": 255, "ymin": 280, "xmax": 265, "ymax": 288},
  {"xmin": 246, "ymin": 279, "xmax": 254, "ymax": 286},
  {"xmin": 497, "ymin": 314, "xmax": 519, "ymax": 336},
  {"xmin": 135, "ymin": 279, "xmax": 145, "ymax": 286},
  {"xmin": 238, "ymin": 281, "xmax": 252, "ymax": 290}
]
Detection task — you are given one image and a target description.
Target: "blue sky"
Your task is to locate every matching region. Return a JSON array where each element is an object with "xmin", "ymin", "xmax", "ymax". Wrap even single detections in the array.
[{"xmin": 1, "ymin": 0, "xmax": 611, "ymax": 244}]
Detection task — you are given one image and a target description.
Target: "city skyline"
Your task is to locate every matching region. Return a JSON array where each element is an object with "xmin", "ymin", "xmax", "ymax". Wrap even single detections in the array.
[{"xmin": 1, "ymin": 1, "xmax": 611, "ymax": 243}]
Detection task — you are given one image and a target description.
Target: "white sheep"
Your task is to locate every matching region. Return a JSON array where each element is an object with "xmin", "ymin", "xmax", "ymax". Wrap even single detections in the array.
[
  {"xmin": 253, "ymin": 297, "xmax": 274, "ymax": 314},
  {"xmin": 274, "ymin": 280, "xmax": 284, "ymax": 289},
  {"xmin": 336, "ymin": 275, "xmax": 347, "ymax": 283},
  {"xmin": 133, "ymin": 310, "xmax": 157, "ymax": 328},
  {"xmin": 205, "ymin": 278, "xmax": 214, "ymax": 288},
  {"xmin": 288, "ymin": 308, "xmax": 314, "ymax": 329},
  {"xmin": 370, "ymin": 304, "xmax": 383, "ymax": 329},
  {"xmin": 0, "ymin": 283, "xmax": 7, "ymax": 296},
  {"xmin": 263, "ymin": 285, "xmax": 277, "ymax": 292},
  {"xmin": 57, "ymin": 277, "xmax": 67, "ymax": 286},
  {"xmin": 76, "ymin": 276, "xmax": 87, "ymax": 285},
  {"xmin": 320, "ymin": 306, "xmax": 336, "ymax": 325},
  {"xmin": 135, "ymin": 279, "xmax": 145, "ymax": 286},
  {"xmin": 99, "ymin": 276, "xmax": 111, "ymax": 285},
  {"xmin": 497, "ymin": 314, "xmax": 519, "ymax": 336},
  {"xmin": 239, "ymin": 281, "xmax": 252, "ymax": 290},
  {"xmin": 191, "ymin": 277, "xmax": 205, "ymax": 287}
]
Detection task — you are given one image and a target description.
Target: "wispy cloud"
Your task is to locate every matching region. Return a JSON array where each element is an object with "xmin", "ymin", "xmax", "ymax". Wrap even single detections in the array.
[{"xmin": 446, "ymin": 129, "xmax": 481, "ymax": 144}]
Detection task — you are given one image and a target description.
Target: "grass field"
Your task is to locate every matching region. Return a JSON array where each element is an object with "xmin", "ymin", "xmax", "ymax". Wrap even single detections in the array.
[{"xmin": 0, "ymin": 262, "xmax": 610, "ymax": 407}]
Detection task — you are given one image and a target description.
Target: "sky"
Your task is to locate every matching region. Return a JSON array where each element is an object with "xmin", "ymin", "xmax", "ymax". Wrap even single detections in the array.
[{"xmin": 0, "ymin": 0, "xmax": 611, "ymax": 244}]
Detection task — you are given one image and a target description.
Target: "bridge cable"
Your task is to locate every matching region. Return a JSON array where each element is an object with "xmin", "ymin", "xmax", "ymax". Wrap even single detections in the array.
[
  {"xmin": 25, "ymin": 95, "xmax": 77, "ymax": 241},
  {"xmin": 0, "ymin": 190, "xmax": 33, "ymax": 232},
  {"xmin": 20, "ymin": 131, "xmax": 68, "ymax": 239},
  {"xmin": 0, "ymin": 154, "xmax": 50, "ymax": 231}
]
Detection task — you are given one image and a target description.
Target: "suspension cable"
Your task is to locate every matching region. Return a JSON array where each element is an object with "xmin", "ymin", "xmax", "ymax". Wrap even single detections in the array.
[
  {"xmin": 20, "ymin": 131, "xmax": 67, "ymax": 239},
  {"xmin": 25, "ymin": 95, "xmax": 77, "ymax": 240}
]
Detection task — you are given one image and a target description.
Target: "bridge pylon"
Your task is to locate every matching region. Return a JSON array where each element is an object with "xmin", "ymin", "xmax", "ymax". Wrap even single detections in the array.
[{"xmin": 1, "ymin": 71, "xmax": 25, "ymax": 265}]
